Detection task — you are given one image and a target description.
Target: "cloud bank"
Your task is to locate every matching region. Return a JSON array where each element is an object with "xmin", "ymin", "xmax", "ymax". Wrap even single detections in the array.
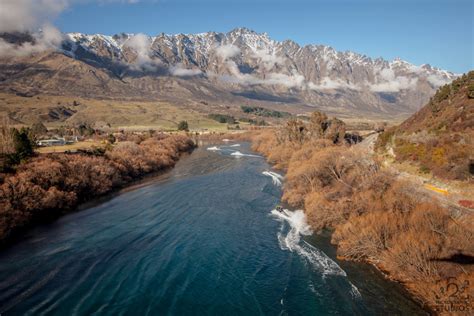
[
  {"xmin": 426, "ymin": 74, "xmax": 452, "ymax": 87},
  {"xmin": 0, "ymin": 0, "xmax": 143, "ymax": 58},
  {"xmin": 252, "ymin": 50, "xmax": 285, "ymax": 70},
  {"xmin": 308, "ymin": 77, "xmax": 360, "ymax": 91},
  {"xmin": 215, "ymin": 44, "xmax": 241, "ymax": 60},
  {"xmin": 210, "ymin": 43, "xmax": 362, "ymax": 91},
  {"xmin": 0, "ymin": 0, "xmax": 67, "ymax": 33},
  {"xmin": 368, "ymin": 68, "xmax": 418, "ymax": 92},
  {"xmin": 169, "ymin": 64, "xmax": 202, "ymax": 77},
  {"xmin": 123, "ymin": 33, "xmax": 160, "ymax": 70},
  {"xmin": 0, "ymin": 24, "xmax": 65, "ymax": 58}
]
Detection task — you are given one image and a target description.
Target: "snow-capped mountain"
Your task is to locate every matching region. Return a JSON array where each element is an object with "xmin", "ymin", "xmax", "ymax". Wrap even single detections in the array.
[{"xmin": 0, "ymin": 28, "xmax": 458, "ymax": 117}]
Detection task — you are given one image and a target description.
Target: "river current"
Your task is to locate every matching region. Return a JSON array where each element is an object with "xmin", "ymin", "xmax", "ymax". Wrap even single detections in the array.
[{"xmin": 0, "ymin": 142, "xmax": 425, "ymax": 315}]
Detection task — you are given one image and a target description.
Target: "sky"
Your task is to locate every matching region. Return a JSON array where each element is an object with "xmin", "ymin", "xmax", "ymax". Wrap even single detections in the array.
[{"xmin": 4, "ymin": 0, "xmax": 474, "ymax": 73}]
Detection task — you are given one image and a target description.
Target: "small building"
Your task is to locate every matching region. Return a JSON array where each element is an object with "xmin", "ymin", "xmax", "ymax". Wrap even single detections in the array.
[{"xmin": 37, "ymin": 138, "xmax": 66, "ymax": 147}]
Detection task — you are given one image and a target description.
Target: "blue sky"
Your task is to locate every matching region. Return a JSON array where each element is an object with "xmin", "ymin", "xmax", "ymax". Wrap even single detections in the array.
[{"xmin": 55, "ymin": 0, "xmax": 473, "ymax": 73}]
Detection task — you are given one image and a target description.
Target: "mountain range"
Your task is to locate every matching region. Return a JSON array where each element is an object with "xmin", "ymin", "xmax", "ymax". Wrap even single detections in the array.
[{"xmin": 0, "ymin": 27, "xmax": 458, "ymax": 121}]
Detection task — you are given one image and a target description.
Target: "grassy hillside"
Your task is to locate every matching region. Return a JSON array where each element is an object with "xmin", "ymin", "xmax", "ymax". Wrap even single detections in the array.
[
  {"xmin": 376, "ymin": 71, "xmax": 474, "ymax": 181},
  {"xmin": 0, "ymin": 93, "xmax": 228, "ymax": 131}
]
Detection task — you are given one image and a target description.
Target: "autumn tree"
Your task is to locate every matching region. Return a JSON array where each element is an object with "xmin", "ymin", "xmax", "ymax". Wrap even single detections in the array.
[{"xmin": 307, "ymin": 111, "xmax": 328, "ymax": 139}]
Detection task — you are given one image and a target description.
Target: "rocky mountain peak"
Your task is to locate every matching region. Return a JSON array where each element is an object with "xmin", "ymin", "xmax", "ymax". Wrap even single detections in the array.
[{"xmin": 0, "ymin": 28, "xmax": 460, "ymax": 118}]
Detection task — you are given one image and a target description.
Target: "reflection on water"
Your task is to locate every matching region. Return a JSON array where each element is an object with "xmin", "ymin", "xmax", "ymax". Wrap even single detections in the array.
[{"xmin": 0, "ymin": 142, "xmax": 426, "ymax": 315}]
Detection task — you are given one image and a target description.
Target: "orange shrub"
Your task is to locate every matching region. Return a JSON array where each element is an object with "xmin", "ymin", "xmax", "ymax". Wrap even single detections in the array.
[
  {"xmin": 250, "ymin": 114, "xmax": 473, "ymax": 310},
  {"xmin": 0, "ymin": 134, "xmax": 195, "ymax": 243}
]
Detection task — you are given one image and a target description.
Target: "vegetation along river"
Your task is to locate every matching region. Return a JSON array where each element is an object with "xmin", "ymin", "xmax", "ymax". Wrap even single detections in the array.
[{"xmin": 0, "ymin": 141, "xmax": 426, "ymax": 315}]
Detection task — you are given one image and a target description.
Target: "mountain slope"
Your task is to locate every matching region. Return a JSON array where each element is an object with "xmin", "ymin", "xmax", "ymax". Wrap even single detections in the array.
[
  {"xmin": 399, "ymin": 72, "xmax": 474, "ymax": 133},
  {"xmin": 0, "ymin": 28, "xmax": 458, "ymax": 119},
  {"xmin": 377, "ymin": 71, "xmax": 474, "ymax": 180}
]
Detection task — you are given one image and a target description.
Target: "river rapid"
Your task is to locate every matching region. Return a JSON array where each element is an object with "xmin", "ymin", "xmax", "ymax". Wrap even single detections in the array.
[{"xmin": 0, "ymin": 141, "xmax": 425, "ymax": 315}]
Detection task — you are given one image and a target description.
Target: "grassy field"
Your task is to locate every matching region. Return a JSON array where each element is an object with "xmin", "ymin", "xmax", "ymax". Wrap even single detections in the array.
[
  {"xmin": 0, "ymin": 93, "xmax": 229, "ymax": 132},
  {"xmin": 36, "ymin": 140, "xmax": 105, "ymax": 154},
  {"xmin": 0, "ymin": 92, "xmax": 402, "ymax": 133}
]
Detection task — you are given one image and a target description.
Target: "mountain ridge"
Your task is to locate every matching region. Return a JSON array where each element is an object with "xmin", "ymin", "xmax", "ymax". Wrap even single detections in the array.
[{"xmin": 0, "ymin": 27, "xmax": 459, "ymax": 120}]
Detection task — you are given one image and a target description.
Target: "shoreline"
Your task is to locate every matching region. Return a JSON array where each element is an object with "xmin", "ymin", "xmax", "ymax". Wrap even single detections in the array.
[
  {"xmin": 337, "ymin": 254, "xmax": 433, "ymax": 314},
  {"xmin": 0, "ymin": 135, "xmax": 196, "ymax": 249},
  {"xmin": 207, "ymin": 136, "xmax": 430, "ymax": 313},
  {"xmin": 305, "ymin": 230, "xmax": 429, "ymax": 315},
  {"xmin": 0, "ymin": 151, "xmax": 193, "ymax": 251},
  {"xmin": 243, "ymin": 132, "xmax": 437, "ymax": 314}
]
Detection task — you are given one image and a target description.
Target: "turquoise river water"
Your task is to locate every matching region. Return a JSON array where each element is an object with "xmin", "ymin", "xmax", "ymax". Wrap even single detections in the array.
[{"xmin": 0, "ymin": 142, "xmax": 426, "ymax": 315}]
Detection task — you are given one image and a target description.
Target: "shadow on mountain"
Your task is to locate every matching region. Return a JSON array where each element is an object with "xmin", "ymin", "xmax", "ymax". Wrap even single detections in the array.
[
  {"xmin": 0, "ymin": 63, "xmax": 54, "ymax": 83},
  {"xmin": 232, "ymin": 91, "xmax": 300, "ymax": 103},
  {"xmin": 238, "ymin": 64, "xmax": 257, "ymax": 74},
  {"xmin": 70, "ymin": 46, "xmax": 168, "ymax": 80},
  {"xmin": 377, "ymin": 92, "xmax": 398, "ymax": 103}
]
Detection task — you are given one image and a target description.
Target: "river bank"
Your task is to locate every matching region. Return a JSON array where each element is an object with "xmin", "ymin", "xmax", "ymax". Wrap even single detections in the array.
[
  {"xmin": 242, "ymin": 114, "xmax": 473, "ymax": 314},
  {"xmin": 0, "ymin": 140, "xmax": 427, "ymax": 315},
  {"xmin": 0, "ymin": 133, "xmax": 195, "ymax": 246}
]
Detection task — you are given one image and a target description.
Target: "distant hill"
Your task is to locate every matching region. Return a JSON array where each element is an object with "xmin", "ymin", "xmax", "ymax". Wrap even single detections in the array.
[
  {"xmin": 0, "ymin": 28, "xmax": 457, "ymax": 121},
  {"xmin": 377, "ymin": 71, "xmax": 474, "ymax": 180}
]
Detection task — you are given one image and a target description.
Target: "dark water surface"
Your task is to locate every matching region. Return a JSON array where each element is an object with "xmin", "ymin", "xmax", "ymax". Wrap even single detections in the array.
[{"xmin": 0, "ymin": 142, "xmax": 425, "ymax": 315}]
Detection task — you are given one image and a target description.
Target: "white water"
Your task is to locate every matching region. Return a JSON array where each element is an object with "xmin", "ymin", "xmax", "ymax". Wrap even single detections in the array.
[
  {"xmin": 206, "ymin": 145, "xmax": 263, "ymax": 158},
  {"xmin": 262, "ymin": 171, "xmax": 284, "ymax": 186},
  {"xmin": 206, "ymin": 146, "xmax": 220, "ymax": 151},
  {"xmin": 270, "ymin": 209, "xmax": 347, "ymax": 277},
  {"xmin": 230, "ymin": 151, "xmax": 262, "ymax": 158},
  {"xmin": 350, "ymin": 282, "xmax": 362, "ymax": 298}
]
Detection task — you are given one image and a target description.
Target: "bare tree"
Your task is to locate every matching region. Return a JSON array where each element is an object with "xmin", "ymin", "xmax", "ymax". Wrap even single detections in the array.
[{"xmin": 0, "ymin": 116, "xmax": 15, "ymax": 155}]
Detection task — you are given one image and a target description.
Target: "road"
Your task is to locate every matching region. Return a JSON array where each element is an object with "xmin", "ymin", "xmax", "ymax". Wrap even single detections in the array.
[{"xmin": 355, "ymin": 132, "xmax": 473, "ymax": 214}]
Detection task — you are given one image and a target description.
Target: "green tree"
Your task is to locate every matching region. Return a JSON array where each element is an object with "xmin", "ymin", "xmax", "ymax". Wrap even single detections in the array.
[
  {"xmin": 468, "ymin": 84, "xmax": 474, "ymax": 99},
  {"xmin": 177, "ymin": 121, "xmax": 189, "ymax": 131},
  {"xmin": 77, "ymin": 123, "xmax": 95, "ymax": 136},
  {"xmin": 107, "ymin": 133, "xmax": 116, "ymax": 144},
  {"xmin": 12, "ymin": 128, "xmax": 34, "ymax": 161}
]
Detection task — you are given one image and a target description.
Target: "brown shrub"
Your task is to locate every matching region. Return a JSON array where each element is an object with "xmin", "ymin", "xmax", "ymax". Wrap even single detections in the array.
[
  {"xmin": 251, "ymin": 118, "xmax": 474, "ymax": 309},
  {"xmin": 0, "ymin": 133, "xmax": 195, "ymax": 242}
]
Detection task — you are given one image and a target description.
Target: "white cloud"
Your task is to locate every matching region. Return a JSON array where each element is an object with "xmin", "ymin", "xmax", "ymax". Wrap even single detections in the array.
[
  {"xmin": 252, "ymin": 50, "xmax": 285, "ymax": 70},
  {"xmin": 369, "ymin": 77, "xmax": 418, "ymax": 92},
  {"xmin": 426, "ymin": 74, "xmax": 451, "ymax": 87},
  {"xmin": 169, "ymin": 64, "xmax": 202, "ymax": 77},
  {"xmin": 123, "ymin": 33, "xmax": 160, "ymax": 71},
  {"xmin": 214, "ymin": 53, "xmax": 359, "ymax": 91},
  {"xmin": 214, "ymin": 58, "xmax": 306, "ymax": 89},
  {"xmin": 0, "ymin": 1, "xmax": 145, "ymax": 33},
  {"xmin": 368, "ymin": 68, "xmax": 418, "ymax": 92},
  {"xmin": 264, "ymin": 72, "xmax": 305, "ymax": 88},
  {"xmin": 0, "ymin": 0, "xmax": 143, "ymax": 58},
  {"xmin": 0, "ymin": 24, "xmax": 64, "ymax": 58},
  {"xmin": 0, "ymin": 0, "xmax": 67, "ymax": 33},
  {"xmin": 215, "ymin": 44, "xmax": 241, "ymax": 60},
  {"xmin": 308, "ymin": 77, "xmax": 360, "ymax": 91},
  {"xmin": 406, "ymin": 64, "xmax": 425, "ymax": 74}
]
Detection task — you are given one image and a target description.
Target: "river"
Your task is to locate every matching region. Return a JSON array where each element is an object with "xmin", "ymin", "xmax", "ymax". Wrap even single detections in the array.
[{"xmin": 0, "ymin": 141, "xmax": 426, "ymax": 315}]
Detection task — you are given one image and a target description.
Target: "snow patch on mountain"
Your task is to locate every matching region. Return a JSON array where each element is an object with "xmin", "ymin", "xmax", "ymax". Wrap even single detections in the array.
[{"xmin": 62, "ymin": 28, "xmax": 457, "ymax": 92}]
